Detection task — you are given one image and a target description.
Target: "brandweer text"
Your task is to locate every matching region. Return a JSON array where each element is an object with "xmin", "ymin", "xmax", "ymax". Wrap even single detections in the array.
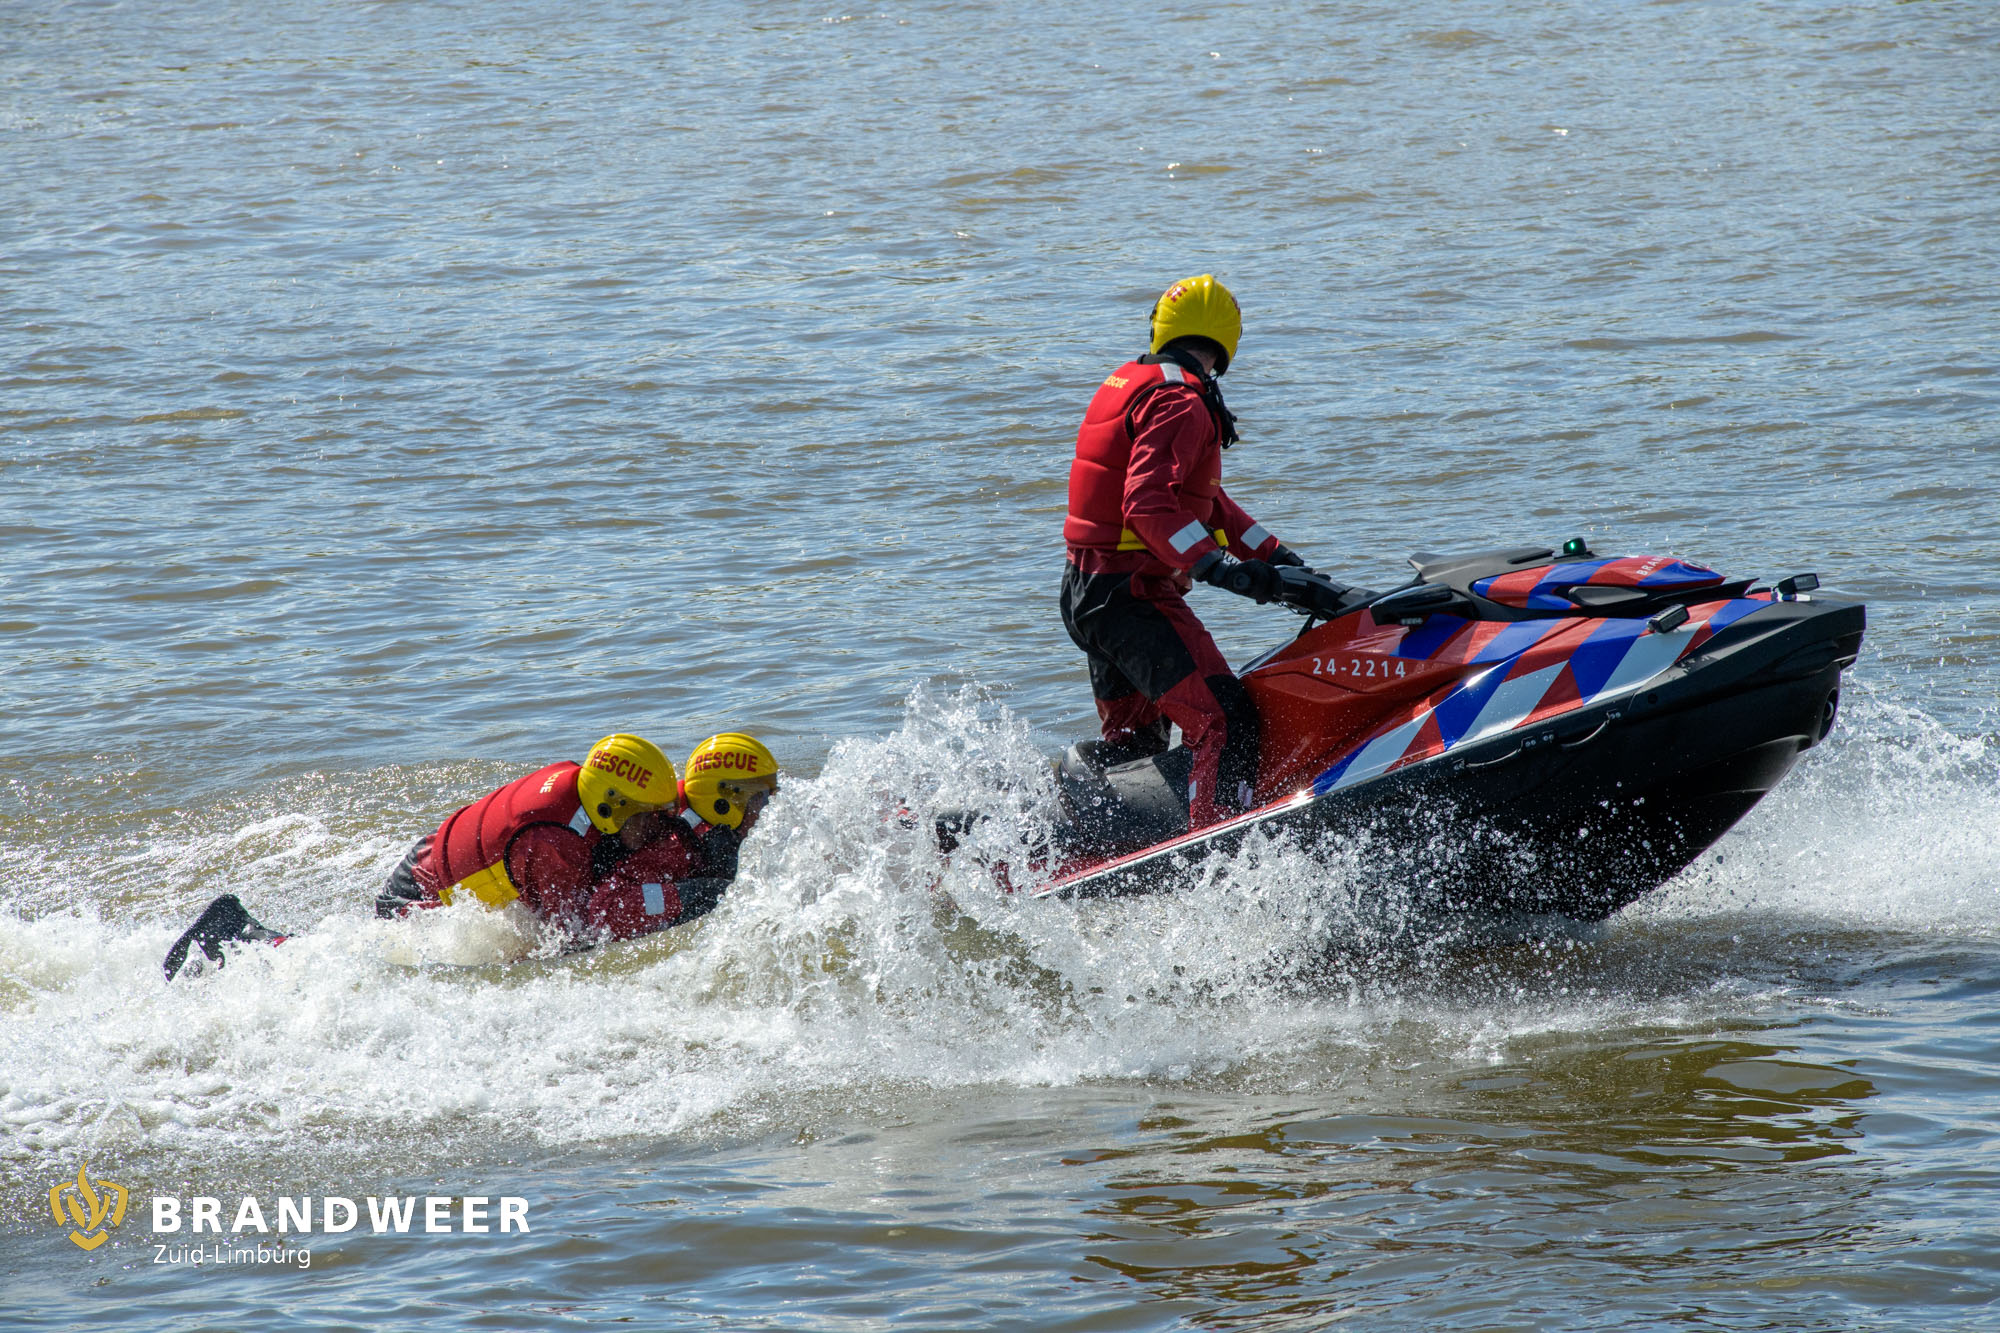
[{"xmin": 152, "ymin": 1195, "xmax": 531, "ymax": 1235}]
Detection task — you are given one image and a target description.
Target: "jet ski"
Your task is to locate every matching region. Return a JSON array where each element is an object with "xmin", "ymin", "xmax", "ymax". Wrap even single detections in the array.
[{"xmin": 956, "ymin": 539, "xmax": 1864, "ymax": 920}]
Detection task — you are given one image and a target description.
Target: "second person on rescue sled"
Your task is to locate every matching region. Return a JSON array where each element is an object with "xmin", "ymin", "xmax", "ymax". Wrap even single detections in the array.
[{"xmin": 1060, "ymin": 274, "xmax": 1312, "ymax": 832}]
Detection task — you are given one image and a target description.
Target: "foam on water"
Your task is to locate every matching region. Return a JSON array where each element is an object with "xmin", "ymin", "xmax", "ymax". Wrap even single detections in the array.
[
  {"xmin": 1636, "ymin": 691, "xmax": 2000, "ymax": 932},
  {"xmin": 1, "ymin": 689, "xmax": 1994, "ymax": 1198}
]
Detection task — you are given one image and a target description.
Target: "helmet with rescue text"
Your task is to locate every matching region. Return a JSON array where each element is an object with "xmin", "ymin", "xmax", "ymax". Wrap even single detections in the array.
[
  {"xmin": 1149, "ymin": 273, "xmax": 1241, "ymax": 375},
  {"xmin": 576, "ymin": 734, "xmax": 679, "ymax": 834},
  {"xmin": 682, "ymin": 733, "xmax": 780, "ymax": 830}
]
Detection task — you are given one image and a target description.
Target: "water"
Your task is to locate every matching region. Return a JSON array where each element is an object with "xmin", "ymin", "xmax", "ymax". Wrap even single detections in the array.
[{"xmin": 4, "ymin": 1, "xmax": 1998, "ymax": 1327}]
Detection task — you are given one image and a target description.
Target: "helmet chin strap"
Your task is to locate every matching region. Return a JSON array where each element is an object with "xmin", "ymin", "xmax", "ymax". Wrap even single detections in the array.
[
  {"xmin": 1150, "ymin": 344, "xmax": 1210, "ymax": 378},
  {"xmin": 1139, "ymin": 346, "xmax": 1240, "ymax": 448}
]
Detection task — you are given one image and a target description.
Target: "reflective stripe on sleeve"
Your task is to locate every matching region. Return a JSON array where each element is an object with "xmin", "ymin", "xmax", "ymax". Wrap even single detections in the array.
[
  {"xmin": 642, "ymin": 883, "xmax": 667, "ymax": 916},
  {"xmin": 1169, "ymin": 520, "xmax": 1209, "ymax": 554},
  {"xmin": 1242, "ymin": 523, "xmax": 1271, "ymax": 549},
  {"xmin": 681, "ymin": 808, "xmax": 704, "ymax": 829},
  {"xmin": 568, "ymin": 807, "xmax": 592, "ymax": 835},
  {"xmin": 1159, "ymin": 363, "xmax": 1184, "ymax": 384}
]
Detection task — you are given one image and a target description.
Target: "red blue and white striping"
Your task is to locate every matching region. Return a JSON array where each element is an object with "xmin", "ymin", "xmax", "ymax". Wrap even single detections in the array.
[
  {"xmin": 1471, "ymin": 557, "xmax": 1724, "ymax": 611},
  {"xmin": 1312, "ymin": 596, "xmax": 1769, "ymax": 795}
]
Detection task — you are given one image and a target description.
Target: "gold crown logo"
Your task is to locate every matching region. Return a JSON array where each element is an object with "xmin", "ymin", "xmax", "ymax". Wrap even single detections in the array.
[{"xmin": 49, "ymin": 1161, "xmax": 127, "ymax": 1251}]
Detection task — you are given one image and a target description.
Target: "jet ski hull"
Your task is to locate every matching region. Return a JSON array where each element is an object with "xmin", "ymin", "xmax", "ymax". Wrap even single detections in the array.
[{"xmin": 1041, "ymin": 594, "xmax": 1863, "ymax": 919}]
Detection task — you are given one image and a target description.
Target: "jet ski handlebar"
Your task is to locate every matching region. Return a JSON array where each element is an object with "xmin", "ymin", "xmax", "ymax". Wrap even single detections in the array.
[
  {"xmin": 1270, "ymin": 570, "xmax": 1492, "ymax": 622},
  {"xmin": 1271, "ymin": 566, "xmax": 1378, "ymax": 619}
]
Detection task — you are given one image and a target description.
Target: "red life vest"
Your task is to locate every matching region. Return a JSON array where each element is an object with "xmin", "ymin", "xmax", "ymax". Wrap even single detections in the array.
[
  {"xmin": 421, "ymin": 762, "xmax": 600, "ymax": 908},
  {"xmin": 1063, "ymin": 358, "xmax": 1226, "ymax": 553}
]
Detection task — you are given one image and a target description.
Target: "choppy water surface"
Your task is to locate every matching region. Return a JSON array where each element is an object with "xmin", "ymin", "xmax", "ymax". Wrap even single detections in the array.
[{"xmin": 4, "ymin": 1, "xmax": 1997, "ymax": 1328}]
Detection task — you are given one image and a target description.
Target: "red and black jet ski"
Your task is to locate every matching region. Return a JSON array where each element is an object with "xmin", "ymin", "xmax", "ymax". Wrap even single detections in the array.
[{"xmin": 967, "ymin": 539, "xmax": 1864, "ymax": 920}]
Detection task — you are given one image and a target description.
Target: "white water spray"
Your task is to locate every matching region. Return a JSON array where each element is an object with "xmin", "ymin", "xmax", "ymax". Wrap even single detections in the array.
[{"xmin": 0, "ymin": 689, "xmax": 1993, "ymax": 1195}]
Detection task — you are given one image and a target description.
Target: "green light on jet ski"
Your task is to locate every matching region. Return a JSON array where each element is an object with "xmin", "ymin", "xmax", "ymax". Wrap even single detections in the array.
[{"xmin": 1561, "ymin": 536, "xmax": 1592, "ymax": 557}]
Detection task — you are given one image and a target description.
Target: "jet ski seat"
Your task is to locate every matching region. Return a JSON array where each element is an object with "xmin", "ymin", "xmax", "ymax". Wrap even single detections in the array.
[{"xmin": 1053, "ymin": 742, "xmax": 1193, "ymax": 858}]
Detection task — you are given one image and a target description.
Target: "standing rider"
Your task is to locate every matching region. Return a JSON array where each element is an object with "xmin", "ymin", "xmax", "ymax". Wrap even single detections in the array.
[
  {"xmin": 164, "ymin": 732, "xmax": 781, "ymax": 980},
  {"xmin": 1060, "ymin": 274, "xmax": 1309, "ymax": 831}
]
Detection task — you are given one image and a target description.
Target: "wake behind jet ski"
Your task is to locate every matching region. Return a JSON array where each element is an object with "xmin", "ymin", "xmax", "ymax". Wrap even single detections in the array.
[{"xmin": 945, "ymin": 538, "xmax": 1864, "ymax": 921}]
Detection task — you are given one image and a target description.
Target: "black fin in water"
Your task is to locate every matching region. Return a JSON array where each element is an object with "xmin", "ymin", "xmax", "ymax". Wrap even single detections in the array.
[{"xmin": 162, "ymin": 893, "xmax": 283, "ymax": 982}]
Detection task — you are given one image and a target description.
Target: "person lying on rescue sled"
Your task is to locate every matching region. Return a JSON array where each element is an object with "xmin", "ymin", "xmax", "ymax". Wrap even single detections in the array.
[
  {"xmin": 163, "ymin": 732, "xmax": 780, "ymax": 981},
  {"xmin": 1061, "ymin": 273, "xmax": 1311, "ymax": 832}
]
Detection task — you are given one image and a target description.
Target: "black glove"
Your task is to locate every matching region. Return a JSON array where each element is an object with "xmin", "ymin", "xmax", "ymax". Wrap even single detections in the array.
[
  {"xmin": 1193, "ymin": 552, "xmax": 1283, "ymax": 605},
  {"xmin": 692, "ymin": 823, "xmax": 742, "ymax": 882},
  {"xmin": 163, "ymin": 893, "xmax": 284, "ymax": 982},
  {"xmin": 675, "ymin": 878, "xmax": 731, "ymax": 923},
  {"xmin": 673, "ymin": 824, "xmax": 743, "ymax": 924},
  {"xmin": 1269, "ymin": 545, "xmax": 1310, "ymax": 570}
]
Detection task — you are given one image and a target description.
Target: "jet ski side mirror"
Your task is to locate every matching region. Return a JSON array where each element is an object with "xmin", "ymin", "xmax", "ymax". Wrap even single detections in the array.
[
  {"xmin": 1646, "ymin": 604, "xmax": 1690, "ymax": 635},
  {"xmin": 1366, "ymin": 583, "xmax": 1461, "ymax": 623}
]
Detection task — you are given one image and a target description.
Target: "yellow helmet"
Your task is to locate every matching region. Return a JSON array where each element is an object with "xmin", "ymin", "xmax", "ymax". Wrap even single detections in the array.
[
  {"xmin": 575, "ymin": 734, "xmax": 678, "ymax": 834},
  {"xmin": 1149, "ymin": 273, "xmax": 1241, "ymax": 373},
  {"xmin": 682, "ymin": 733, "xmax": 779, "ymax": 829}
]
